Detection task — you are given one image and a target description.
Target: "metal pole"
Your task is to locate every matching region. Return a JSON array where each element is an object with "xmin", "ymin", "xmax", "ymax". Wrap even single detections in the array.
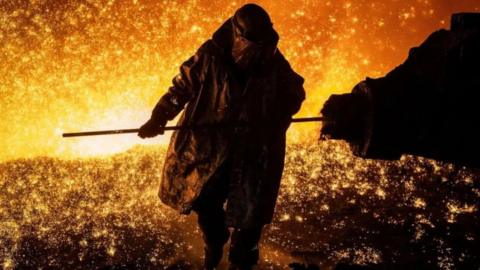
[{"xmin": 62, "ymin": 117, "xmax": 324, "ymax": 138}]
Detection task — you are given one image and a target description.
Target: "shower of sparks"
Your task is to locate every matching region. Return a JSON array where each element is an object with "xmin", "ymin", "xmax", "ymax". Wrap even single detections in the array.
[
  {"xmin": 1, "ymin": 0, "xmax": 479, "ymax": 161},
  {"xmin": 1, "ymin": 143, "xmax": 479, "ymax": 269},
  {"xmin": 1, "ymin": 0, "xmax": 480, "ymax": 269}
]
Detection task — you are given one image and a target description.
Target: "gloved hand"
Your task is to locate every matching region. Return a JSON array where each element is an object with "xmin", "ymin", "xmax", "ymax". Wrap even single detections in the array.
[
  {"xmin": 320, "ymin": 91, "xmax": 368, "ymax": 141},
  {"xmin": 138, "ymin": 117, "xmax": 167, "ymax": 139}
]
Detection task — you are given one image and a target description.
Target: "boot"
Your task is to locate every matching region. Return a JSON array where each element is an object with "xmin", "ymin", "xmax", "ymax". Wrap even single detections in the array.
[
  {"xmin": 228, "ymin": 263, "xmax": 254, "ymax": 270},
  {"xmin": 203, "ymin": 245, "xmax": 223, "ymax": 270},
  {"xmin": 203, "ymin": 228, "xmax": 230, "ymax": 270},
  {"xmin": 228, "ymin": 227, "xmax": 262, "ymax": 270}
]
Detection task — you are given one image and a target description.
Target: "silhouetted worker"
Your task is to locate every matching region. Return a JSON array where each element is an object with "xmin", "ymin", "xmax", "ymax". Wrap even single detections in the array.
[
  {"xmin": 320, "ymin": 13, "xmax": 480, "ymax": 168},
  {"xmin": 138, "ymin": 4, "xmax": 305, "ymax": 269}
]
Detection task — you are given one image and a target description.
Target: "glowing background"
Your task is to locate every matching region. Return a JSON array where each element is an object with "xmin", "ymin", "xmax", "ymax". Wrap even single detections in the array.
[
  {"xmin": 1, "ymin": 2, "xmax": 480, "ymax": 269},
  {"xmin": 1, "ymin": 0, "xmax": 479, "ymax": 161}
]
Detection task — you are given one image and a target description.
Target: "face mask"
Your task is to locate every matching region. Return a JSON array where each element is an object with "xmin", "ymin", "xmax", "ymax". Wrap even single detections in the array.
[{"xmin": 231, "ymin": 21, "xmax": 263, "ymax": 71}]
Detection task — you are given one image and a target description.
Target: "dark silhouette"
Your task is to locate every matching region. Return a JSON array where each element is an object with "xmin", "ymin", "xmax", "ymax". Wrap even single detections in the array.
[
  {"xmin": 320, "ymin": 13, "xmax": 480, "ymax": 168},
  {"xmin": 139, "ymin": 4, "xmax": 305, "ymax": 269}
]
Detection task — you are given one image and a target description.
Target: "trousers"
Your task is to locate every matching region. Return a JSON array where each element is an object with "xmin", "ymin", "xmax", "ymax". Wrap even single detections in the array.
[{"xmin": 192, "ymin": 156, "xmax": 263, "ymax": 269}]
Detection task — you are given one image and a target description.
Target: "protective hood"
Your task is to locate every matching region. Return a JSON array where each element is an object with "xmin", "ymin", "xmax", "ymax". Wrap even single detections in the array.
[{"xmin": 211, "ymin": 17, "xmax": 279, "ymax": 64}]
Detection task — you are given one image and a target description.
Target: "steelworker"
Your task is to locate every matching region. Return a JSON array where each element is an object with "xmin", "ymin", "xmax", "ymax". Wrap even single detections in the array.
[{"xmin": 139, "ymin": 4, "xmax": 305, "ymax": 269}]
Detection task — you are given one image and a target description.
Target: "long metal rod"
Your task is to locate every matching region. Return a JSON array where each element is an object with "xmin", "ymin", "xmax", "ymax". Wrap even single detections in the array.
[{"xmin": 62, "ymin": 117, "xmax": 324, "ymax": 138}]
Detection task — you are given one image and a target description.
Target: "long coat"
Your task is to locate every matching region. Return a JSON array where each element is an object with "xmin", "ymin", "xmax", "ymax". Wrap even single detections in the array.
[
  {"xmin": 152, "ymin": 19, "xmax": 305, "ymax": 227},
  {"xmin": 321, "ymin": 13, "xmax": 480, "ymax": 168}
]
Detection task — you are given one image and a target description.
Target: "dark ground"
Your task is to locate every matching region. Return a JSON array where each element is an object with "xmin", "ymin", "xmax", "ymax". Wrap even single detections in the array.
[{"xmin": 1, "ymin": 141, "xmax": 479, "ymax": 269}]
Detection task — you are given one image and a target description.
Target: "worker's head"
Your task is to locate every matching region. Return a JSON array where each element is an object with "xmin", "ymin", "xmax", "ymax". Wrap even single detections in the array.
[{"xmin": 231, "ymin": 4, "xmax": 277, "ymax": 71}]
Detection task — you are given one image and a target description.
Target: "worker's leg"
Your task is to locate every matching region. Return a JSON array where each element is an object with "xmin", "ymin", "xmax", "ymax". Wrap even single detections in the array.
[
  {"xmin": 228, "ymin": 226, "xmax": 263, "ymax": 270},
  {"xmin": 192, "ymin": 164, "xmax": 230, "ymax": 269}
]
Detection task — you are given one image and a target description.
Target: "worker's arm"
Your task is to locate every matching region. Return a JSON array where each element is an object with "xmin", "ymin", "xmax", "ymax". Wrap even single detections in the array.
[{"xmin": 139, "ymin": 44, "xmax": 210, "ymax": 138}]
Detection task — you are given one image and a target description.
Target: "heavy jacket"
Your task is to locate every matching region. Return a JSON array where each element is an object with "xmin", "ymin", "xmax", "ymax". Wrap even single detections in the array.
[
  {"xmin": 153, "ymin": 19, "xmax": 305, "ymax": 227},
  {"xmin": 321, "ymin": 13, "xmax": 480, "ymax": 168}
]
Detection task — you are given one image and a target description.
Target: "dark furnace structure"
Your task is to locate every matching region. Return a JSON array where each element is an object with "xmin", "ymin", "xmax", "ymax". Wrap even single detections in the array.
[{"xmin": 321, "ymin": 13, "xmax": 480, "ymax": 169}]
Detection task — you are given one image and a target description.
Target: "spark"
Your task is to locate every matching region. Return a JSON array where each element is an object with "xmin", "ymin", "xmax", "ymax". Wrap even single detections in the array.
[
  {"xmin": 1, "ymin": 1, "xmax": 479, "ymax": 269},
  {"xmin": 414, "ymin": 198, "xmax": 427, "ymax": 209},
  {"xmin": 2, "ymin": 0, "xmax": 478, "ymax": 161}
]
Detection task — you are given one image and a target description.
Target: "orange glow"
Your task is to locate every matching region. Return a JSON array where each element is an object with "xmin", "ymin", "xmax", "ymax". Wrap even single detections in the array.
[{"xmin": 1, "ymin": 0, "xmax": 479, "ymax": 161}]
